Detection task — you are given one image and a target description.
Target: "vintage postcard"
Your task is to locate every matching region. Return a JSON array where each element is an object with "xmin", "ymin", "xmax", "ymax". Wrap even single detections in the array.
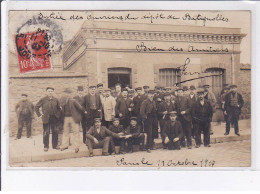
[{"xmin": 8, "ymin": 10, "xmax": 251, "ymax": 168}]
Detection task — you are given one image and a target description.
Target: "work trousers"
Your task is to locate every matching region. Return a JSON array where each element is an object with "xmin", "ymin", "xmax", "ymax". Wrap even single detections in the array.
[
  {"xmin": 226, "ymin": 107, "xmax": 240, "ymax": 134},
  {"xmin": 179, "ymin": 117, "xmax": 192, "ymax": 147},
  {"xmin": 87, "ymin": 136, "xmax": 111, "ymax": 154},
  {"xmin": 43, "ymin": 115, "xmax": 58, "ymax": 149},
  {"xmin": 17, "ymin": 114, "xmax": 32, "ymax": 139},
  {"xmin": 144, "ymin": 115, "xmax": 157, "ymax": 150},
  {"xmin": 61, "ymin": 117, "xmax": 80, "ymax": 149},
  {"xmin": 166, "ymin": 140, "xmax": 181, "ymax": 150},
  {"xmin": 194, "ymin": 120, "xmax": 210, "ymax": 146}
]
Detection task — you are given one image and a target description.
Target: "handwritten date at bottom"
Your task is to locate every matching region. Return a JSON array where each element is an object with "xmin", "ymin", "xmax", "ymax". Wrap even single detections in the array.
[{"xmin": 116, "ymin": 158, "xmax": 215, "ymax": 167}]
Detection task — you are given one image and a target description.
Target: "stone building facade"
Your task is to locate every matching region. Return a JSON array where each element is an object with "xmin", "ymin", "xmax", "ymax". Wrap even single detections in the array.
[{"xmin": 9, "ymin": 21, "xmax": 250, "ymax": 136}]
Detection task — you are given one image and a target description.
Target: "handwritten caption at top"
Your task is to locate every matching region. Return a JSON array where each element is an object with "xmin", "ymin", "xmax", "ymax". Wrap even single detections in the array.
[{"xmin": 38, "ymin": 12, "xmax": 229, "ymax": 26}]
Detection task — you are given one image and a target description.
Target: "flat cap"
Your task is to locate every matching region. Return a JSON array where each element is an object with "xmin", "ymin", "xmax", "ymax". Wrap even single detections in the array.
[
  {"xmin": 121, "ymin": 88, "xmax": 128, "ymax": 92},
  {"xmin": 164, "ymin": 92, "xmax": 171, "ymax": 97},
  {"xmin": 197, "ymin": 88, "xmax": 205, "ymax": 94},
  {"xmin": 203, "ymin": 84, "xmax": 210, "ymax": 88},
  {"xmin": 46, "ymin": 87, "xmax": 54, "ymax": 91},
  {"xmin": 183, "ymin": 86, "xmax": 189, "ymax": 91},
  {"xmin": 128, "ymin": 89, "xmax": 135, "ymax": 94},
  {"xmin": 135, "ymin": 87, "xmax": 142, "ymax": 91},
  {"xmin": 21, "ymin": 93, "xmax": 28, "ymax": 97},
  {"xmin": 97, "ymin": 83, "xmax": 103, "ymax": 87},
  {"xmin": 148, "ymin": 90, "xmax": 156, "ymax": 94},
  {"xmin": 143, "ymin": 85, "xmax": 150, "ymax": 89},
  {"xmin": 113, "ymin": 118, "xmax": 120, "ymax": 122},
  {"xmin": 77, "ymin": 86, "xmax": 84, "ymax": 91},
  {"xmin": 64, "ymin": 88, "xmax": 73, "ymax": 94},
  {"xmin": 189, "ymin": 85, "xmax": 196, "ymax": 90},
  {"xmin": 169, "ymin": 111, "xmax": 177, "ymax": 116},
  {"xmin": 130, "ymin": 117, "xmax": 137, "ymax": 121},
  {"xmin": 104, "ymin": 88, "xmax": 111, "ymax": 92},
  {"xmin": 230, "ymin": 84, "xmax": 237, "ymax": 88},
  {"xmin": 176, "ymin": 87, "xmax": 183, "ymax": 91},
  {"xmin": 89, "ymin": 85, "xmax": 96, "ymax": 89},
  {"xmin": 94, "ymin": 118, "xmax": 102, "ymax": 122}
]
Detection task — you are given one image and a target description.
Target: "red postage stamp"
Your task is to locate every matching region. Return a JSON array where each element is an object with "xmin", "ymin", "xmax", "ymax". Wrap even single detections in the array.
[{"xmin": 15, "ymin": 29, "xmax": 52, "ymax": 74}]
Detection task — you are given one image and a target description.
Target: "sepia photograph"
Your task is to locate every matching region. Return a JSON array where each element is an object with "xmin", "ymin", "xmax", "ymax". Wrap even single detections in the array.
[{"xmin": 8, "ymin": 10, "xmax": 251, "ymax": 168}]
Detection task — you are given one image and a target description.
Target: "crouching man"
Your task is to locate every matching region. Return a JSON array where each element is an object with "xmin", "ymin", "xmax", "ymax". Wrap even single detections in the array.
[
  {"xmin": 109, "ymin": 118, "xmax": 126, "ymax": 154},
  {"xmin": 163, "ymin": 111, "xmax": 183, "ymax": 150},
  {"xmin": 124, "ymin": 117, "xmax": 145, "ymax": 153},
  {"xmin": 86, "ymin": 118, "xmax": 122, "ymax": 157}
]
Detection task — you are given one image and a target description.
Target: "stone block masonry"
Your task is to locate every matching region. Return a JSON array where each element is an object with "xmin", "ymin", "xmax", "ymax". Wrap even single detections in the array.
[{"xmin": 9, "ymin": 75, "xmax": 88, "ymax": 136}]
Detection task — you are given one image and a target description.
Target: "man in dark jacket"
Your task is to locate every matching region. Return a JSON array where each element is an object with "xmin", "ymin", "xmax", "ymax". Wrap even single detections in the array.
[
  {"xmin": 192, "ymin": 89, "xmax": 213, "ymax": 147},
  {"xmin": 224, "ymin": 84, "xmax": 244, "ymax": 136},
  {"xmin": 187, "ymin": 85, "xmax": 197, "ymax": 138},
  {"xmin": 163, "ymin": 111, "xmax": 183, "ymax": 150},
  {"xmin": 157, "ymin": 92, "xmax": 177, "ymax": 148},
  {"xmin": 115, "ymin": 89, "xmax": 131, "ymax": 128},
  {"xmin": 133, "ymin": 87, "xmax": 146, "ymax": 130},
  {"xmin": 35, "ymin": 87, "xmax": 61, "ymax": 151},
  {"xmin": 60, "ymin": 88, "xmax": 87, "ymax": 153},
  {"xmin": 86, "ymin": 118, "xmax": 121, "ymax": 157},
  {"xmin": 175, "ymin": 87, "xmax": 192, "ymax": 149},
  {"xmin": 140, "ymin": 90, "xmax": 157, "ymax": 153},
  {"xmin": 124, "ymin": 117, "xmax": 145, "ymax": 152},
  {"xmin": 109, "ymin": 118, "xmax": 126, "ymax": 154},
  {"xmin": 74, "ymin": 86, "xmax": 87, "ymax": 143},
  {"xmin": 83, "ymin": 85, "xmax": 102, "ymax": 132},
  {"xmin": 15, "ymin": 94, "xmax": 34, "ymax": 139}
]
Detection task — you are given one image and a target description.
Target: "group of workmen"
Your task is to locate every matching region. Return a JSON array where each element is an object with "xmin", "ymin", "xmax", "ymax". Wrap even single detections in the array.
[{"xmin": 15, "ymin": 82, "xmax": 244, "ymax": 157}]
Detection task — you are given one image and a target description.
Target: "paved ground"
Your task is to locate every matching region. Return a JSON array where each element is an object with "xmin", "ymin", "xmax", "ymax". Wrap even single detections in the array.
[{"xmin": 13, "ymin": 140, "xmax": 251, "ymax": 168}]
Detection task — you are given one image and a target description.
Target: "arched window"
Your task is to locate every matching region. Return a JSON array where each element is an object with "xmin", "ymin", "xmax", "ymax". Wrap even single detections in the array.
[
  {"xmin": 204, "ymin": 68, "xmax": 226, "ymax": 96},
  {"xmin": 159, "ymin": 68, "xmax": 180, "ymax": 87}
]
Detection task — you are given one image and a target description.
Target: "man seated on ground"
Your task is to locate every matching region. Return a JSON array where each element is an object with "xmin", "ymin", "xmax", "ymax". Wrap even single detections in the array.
[
  {"xmin": 124, "ymin": 117, "xmax": 145, "ymax": 153},
  {"xmin": 109, "ymin": 118, "xmax": 126, "ymax": 154},
  {"xmin": 163, "ymin": 111, "xmax": 183, "ymax": 150},
  {"xmin": 86, "ymin": 118, "xmax": 122, "ymax": 157}
]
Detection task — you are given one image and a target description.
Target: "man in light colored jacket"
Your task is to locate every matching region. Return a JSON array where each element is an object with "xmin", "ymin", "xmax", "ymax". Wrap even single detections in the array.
[{"xmin": 102, "ymin": 88, "xmax": 116, "ymax": 127}]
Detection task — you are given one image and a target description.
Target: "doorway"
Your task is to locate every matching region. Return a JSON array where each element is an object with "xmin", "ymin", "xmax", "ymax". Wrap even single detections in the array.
[{"xmin": 108, "ymin": 68, "xmax": 131, "ymax": 88}]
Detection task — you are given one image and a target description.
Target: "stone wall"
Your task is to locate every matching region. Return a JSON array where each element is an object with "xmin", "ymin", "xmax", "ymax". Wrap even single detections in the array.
[
  {"xmin": 237, "ymin": 64, "xmax": 251, "ymax": 119},
  {"xmin": 9, "ymin": 76, "xmax": 88, "ymax": 137}
]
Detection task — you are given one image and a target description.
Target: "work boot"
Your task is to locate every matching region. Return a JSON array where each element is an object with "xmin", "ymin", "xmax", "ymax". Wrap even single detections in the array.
[
  {"xmin": 75, "ymin": 148, "xmax": 79, "ymax": 153},
  {"xmin": 89, "ymin": 153, "xmax": 93, "ymax": 157},
  {"xmin": 235, "ymin": 132, "xmax": 240, "ymax": 136},
  {"xmin": 147, "ymin": 149, "xmax": 151, "ymax": 153},
  {"xmin": 44, "ymin": 148, "xmax": 48, "ymax": 152},
  {"xmin": 103, "ymin": 152, "xmax": 109, "ymax": 156},
  {"xmin": 224, "ymin": 132, "xmax": 229, "ymax": 136},
  {"xmin": 188, "ymin": 145, "xmax": 192, "ymax": 149},
  {"xmin": 60, "ymin": 147, "xmax": 68, "ymax": 151}
]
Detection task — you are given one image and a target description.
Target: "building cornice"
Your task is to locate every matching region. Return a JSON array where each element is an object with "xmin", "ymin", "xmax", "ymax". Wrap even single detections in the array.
[{"xmin": 83, "ymin": 28, "xmax": 246, "ymax": 44}]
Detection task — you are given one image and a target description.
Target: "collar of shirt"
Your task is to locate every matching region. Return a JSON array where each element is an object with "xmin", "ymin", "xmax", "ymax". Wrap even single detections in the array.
[{"xmin": 190, "ymin": 94, "xmax": 195, "ymax": 98}]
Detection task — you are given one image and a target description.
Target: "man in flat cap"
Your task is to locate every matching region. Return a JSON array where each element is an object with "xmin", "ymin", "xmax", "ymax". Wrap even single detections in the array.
[
  {"xmin": 220, "ymin": 85, "xmax": 230, "ymax": 130},
  {"xmin": 143, "ymin": 85, "xmax": 150, "ymax": 96},
  {"xmin": 86, "ymin": 118, "xmax": 122, "ymax": 157},
  {"xmin": 115, "ymin": 88, "xmax": 131, "ymax": 128},
  {"xmin": 157, "ymin": 92, "xmax": 177, "ymax": 148},
  {"xmin": 203, "ymin": 84, "xmax": 216, "ymax": 135},
  {"xmin": 224, "ymin": 84, "xmax": 244, "ymax": 136},
  {"xmin": 175, "ymin": 87, "xmax": 193, "ymax": 149},
  {"xmin": 140, "ymin": 90, "xmax": 157, "ymax": 153},
  {"xmin": 35, "ymin": 87, "xmax": 61, "ymax": 151},
  {"xmin": 163, "ymin": 111, "xmax": 183, "ymax": 150},
  {"xmin": 127, "ymin": 89, "xmax": 136, "ymax": 117},
  {"xmin": 83, "ymin": 85, "xmax": 102, "ymax": 134},
  {"xmin": 60, "ymin": 88, "xmax": 87, "ymax": 153},
  {"xmin": 102, "ymin": 88, "xmax": 116, "ymax": 128},
  {"xmin": 73, "ymin": 86, "xmax": 87, "ymax": 143},
  {"xmin": 15, "ymin": 94, "xmax": 34, "ymax": 139},
  {"xmin": 192, "ymin": 88, "xmax": 213, "ymax": 148},
  {"xmin": 124, "ymin": 117, "xmax": 145, "ymax": 152}
]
